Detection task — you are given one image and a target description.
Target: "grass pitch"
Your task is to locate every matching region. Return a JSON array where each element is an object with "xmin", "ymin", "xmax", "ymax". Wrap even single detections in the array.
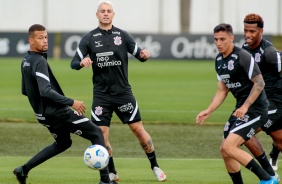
[
  {"xmin": 1, "ymin": 157, "xmax": 269, "ymax": 184},
  {"xmin": 0, "ymin": 58, "xmax": 279, "ymax": 183},
  {"xmin": 0, "ymin": 57, "xmax": 235, "ymax": 124}
]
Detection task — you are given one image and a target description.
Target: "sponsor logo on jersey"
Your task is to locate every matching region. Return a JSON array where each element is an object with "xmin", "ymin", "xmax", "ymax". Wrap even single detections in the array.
[
  {"xmin": 112, "ymin": 31, "xmax": 120, "ymax": 35},
  {"xmin": 231, "ymin": 54, "xmax": 238, "ymax": 59},
  {"xmin": 226, "ymin": 82, "xmax": 241, "ymax": 88},
  {"xmin": 118, "ymin": 103, "xmax": 134, "ymax": 113},
  {"xmin": 95, "ymin": 106, "xmax": 103, "ymax": 116},
  {"xmin": 254, "ymin": 53, "xmax": 261, "ymax": 63},
  {"xmin": 35, "ymin": 113, "xmax": 45, "ymax": 120},
  {"xmin": 96, "ymin": 52, "xmax": 121, "ymax": 68},
  {"xmin": 247, "ymin": 128, "xmax": 255, "ymax": 138},
  {"xmin": 23, "ymin": 60, "xmax": 30, "ymax": 67},
  {"xmin": 113, "ymin": 36, "xmax": 122, "ymax": 46},
  {"xmin": 93, "ymin": 33, "xmax": 102, "ymax": 37},
  {"xmin": 220, "ymin": 74, "xmax": 241, "ymax": 88},
  {"xmin": 228, "ymin": 60, "xmax": 234, "ymax": 71},
  {"xmin": 95, "ymin": 41, "xmax": 103, "ymax": 47}
]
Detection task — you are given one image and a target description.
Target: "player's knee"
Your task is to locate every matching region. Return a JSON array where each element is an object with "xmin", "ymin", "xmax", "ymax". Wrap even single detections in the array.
[
  {"xmin": 105, "ymin": 146, "xmax": 113, "ymax": 156},
  {"xmin": 57, "ymin": 139, "xmax": 72, "ymax": 151},
  {"xmin": 274, "ymin": 142, "xmax": 282, "ymax": 151}
]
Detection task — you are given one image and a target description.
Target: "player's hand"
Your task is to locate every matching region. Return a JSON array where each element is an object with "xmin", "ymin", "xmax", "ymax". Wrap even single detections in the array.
[
  {"xmin": 232, "ymin": 106, "xmax": 247, "ymax": 119},
  {"xmin": 196, "ymin": 110, "xmax": 211, "ymax": 125},
  {"xmin": 71, "ymin": 100, "xmax": 86, "ymax": 115},
  {"xmin": 140, "ymin": 49, "xmax": 150, "ymax": 60},
  {"xmin": 80, "ymin": 58, "xmax": 93, "ymax": 68}
]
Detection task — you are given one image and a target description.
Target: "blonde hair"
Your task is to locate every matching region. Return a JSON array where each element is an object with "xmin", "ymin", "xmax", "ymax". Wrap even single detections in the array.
[{"xmin": 97, "ymin": 0, "xmax": 114, "ymax": 12}]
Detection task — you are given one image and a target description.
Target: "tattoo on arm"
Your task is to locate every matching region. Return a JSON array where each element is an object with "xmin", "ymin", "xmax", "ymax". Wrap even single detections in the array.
[{"xmin": 246, "ymin": 74, "xmax": 265, "ymax": 106}]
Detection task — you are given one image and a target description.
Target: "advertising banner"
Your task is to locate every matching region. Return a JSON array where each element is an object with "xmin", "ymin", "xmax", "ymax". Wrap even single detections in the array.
[{"xmin": 0, "ymin": 32, "xmax": 271, "ymax": 60}]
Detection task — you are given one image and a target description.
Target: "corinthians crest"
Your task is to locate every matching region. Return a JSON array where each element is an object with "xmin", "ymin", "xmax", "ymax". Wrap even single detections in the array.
[
  {"xmin": 228, "ymin": 60, "xmax": 234, "ymax": 71},
  {"xmin": 95, "ymin": 106, "xmax": 103, "ymax": 116},
  {"xmin": 113, "ymin": 36, "xmax": 122, "ymax": 46}
]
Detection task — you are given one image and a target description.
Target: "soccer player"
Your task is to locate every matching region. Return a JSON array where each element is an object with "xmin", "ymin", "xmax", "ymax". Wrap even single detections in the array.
[
  {"xmin": 13, "ymin": 24, "xmax": 116, "ymax": 184},
  {"xmin": 196, "ymin": 23, "xmax": 278, "ymax": 184},
  {"xmin": 242, "ymin": 13, "xmax": 282, "ymax": 175},
  {"xmin": 70, "ymin": 0, "xmax": 166, "ymax": 182}
]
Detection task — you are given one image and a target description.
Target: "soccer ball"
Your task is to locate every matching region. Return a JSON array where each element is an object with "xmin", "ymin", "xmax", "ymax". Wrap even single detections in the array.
[{"xmin": 84, "ymin": 144, "xmax": 109, "ymax": 170}]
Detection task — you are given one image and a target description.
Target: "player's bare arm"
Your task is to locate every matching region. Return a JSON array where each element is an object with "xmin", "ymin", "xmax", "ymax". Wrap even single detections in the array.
[
  {"xmin": 196, "ymin": 81, "xmax": 229, "ymax": 125},
  {"xmin": 233, "ymin": 74, "xmax": 265, "ymax": 119},
  {"xmin": 80, "ymin": 57, "xmax": 93, "ymax": 68}
]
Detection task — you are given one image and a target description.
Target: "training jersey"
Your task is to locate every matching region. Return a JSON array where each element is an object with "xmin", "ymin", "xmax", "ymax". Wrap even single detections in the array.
[
  {"xmin": 71, "ymin": 26, "xmax": 146, "ymax": 96},
  {"xmin": 21, "ymin": 51, "xmax": 73, "ymax": 121},
  {"xmin": 242, "ymin": 39, "xmax": 282, "ymax": 103},
  {"xmin": 215, "ymin": 46, "xmax": 267, "ymax": 108}
]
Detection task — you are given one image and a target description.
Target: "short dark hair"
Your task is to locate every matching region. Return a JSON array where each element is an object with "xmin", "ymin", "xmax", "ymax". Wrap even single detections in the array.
[
  {"xmin": 213, "ymin": 23, "xmax": 233, "ymax": 34},
  {"xmin": 28, "ymin": 24, "xmax": 46, "ymax": 37},
  {"xmin": 243, "ymin": 13, "xmax": 264, "ymax": 28}
]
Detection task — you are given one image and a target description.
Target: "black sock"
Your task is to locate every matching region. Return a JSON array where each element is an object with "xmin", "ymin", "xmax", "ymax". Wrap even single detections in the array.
[
  {"xmin": 21, "ymin": 165, "xmax": 29, "ymax": 175},
  {"xmin": 256, "ymin": 152, "xmax": 275, "ymax": 176},
  {"xmin": 270, "ymin": 143, "xmax": 280, "ymax": 159},
  {"xmin": 228, "ymin": 171, "xmax": 243, "ymax": 184},
  {"xmin": 246, "ymin": 159, "xmax": 270, "ymax": 181},
  {"xmin": 146, "ymin": 151, "xmax": 159, "ymax": 170},
  {"xmin": 99, "ymin": 166, "xmax": 110, "ymax": 183},
  {"xmin": 108, "ymin": 156, "xmax": 117, "ymax": 174}
]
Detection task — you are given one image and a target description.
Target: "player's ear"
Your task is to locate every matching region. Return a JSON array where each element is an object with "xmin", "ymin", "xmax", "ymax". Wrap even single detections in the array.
[
  {"xmin": 230, "ymin": 35, "xmax": 235, "ymax": 42},
  {"xmin": 28, "ymin": 37, "xmax": 34, "ymax": 45}
]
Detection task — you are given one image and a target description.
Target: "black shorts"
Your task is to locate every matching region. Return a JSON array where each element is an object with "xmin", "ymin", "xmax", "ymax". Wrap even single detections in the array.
[
  {"xmin": 223, "ymin": 106, "xmax": 268, "ymax": 141},
  {"xmin": 91, "ymin": 93, "xmax": 141, "ymax": 127},
  {"xmin": 261, "ymin": 99, "xmax": 282, "ymax": 134},
  {"xmin": 38, "ymin": 108, "xmax": 104, "ymax": 146}
]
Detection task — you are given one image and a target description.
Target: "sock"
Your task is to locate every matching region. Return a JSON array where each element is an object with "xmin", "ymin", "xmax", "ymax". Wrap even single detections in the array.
[
  {"xmin": 246, "ymin": 159, "xmax": 270, "ymax": 181},
  {"xmin": 108, "ymin": 156, "xmax": 117, "ymax": 174},
  {"xmin": 256, "ymin": 152, "xmax": 275, "ymax": 176},
  {"xmin": 146, "ymin": 151, "xmax": 159, "ymax": 170},
  {"xmin": 270, "ymin": 143, "xmax": 280, "ymax": 159},
  {"xmin": 21, "ymin": 165, "xmax": 29, "ymax": 175},
  {"xmin": 228, "ymin": 171, "xmax": 243, "ymax": 184},
  {"xmin": 99, "ymin": 166, "xmax": 110, "ymax": 183}
]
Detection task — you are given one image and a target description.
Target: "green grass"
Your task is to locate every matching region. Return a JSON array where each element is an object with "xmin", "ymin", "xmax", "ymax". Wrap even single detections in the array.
[
  {"xmin": 2, "ymin": 157, "xmax": 267, "ymax": 184},
  {"xmin": 0, "ymin": 58, "xmax": 279, "ymax": 183},
  {"xmin": 0, "ymin": 57, "xmax": 235, "ymax": 124}
]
